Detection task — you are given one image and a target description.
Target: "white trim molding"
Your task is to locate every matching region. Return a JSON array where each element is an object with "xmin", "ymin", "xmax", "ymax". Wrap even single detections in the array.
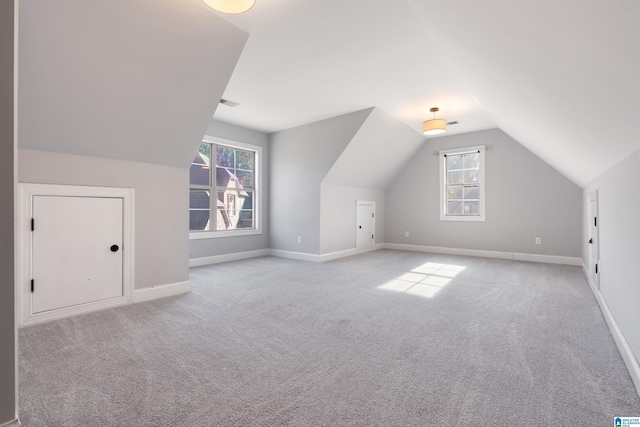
[
  {"xmin": 581, "ymin": 261, "xmax": 640, "ymax": 398},
  {"xmin": 132, "ymin": 281, "xmax": 191, "ymax": 304},
  {"xmin": 269, "ymin": 244, "xmax": 385, "ymax": 264},
  {"xmin": 267, "ymin": 249, "xmax": 320, "ymax": 263},
  {"xmin": 318, "ymin": 244, "xmax": 384, "ymax": 262},
  {"xmin": 17, "ymin": 183, "xmax": 135, "ymax": 326},
  {"xmin": 383, "ymin": 243, "xmax": 582, "ymax": 266},
  {"xmin": 190, "ymin": 243, "xmax": 578, "ymax": 268},
  {"xmin": 190, "ymin": 249, "xmax": 270, "ymax": 267}
]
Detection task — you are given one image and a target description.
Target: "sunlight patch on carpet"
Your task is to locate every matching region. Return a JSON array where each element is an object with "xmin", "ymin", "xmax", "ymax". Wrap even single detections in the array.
[{"xmin": 378, "ymin": 262, "xmax": 465, "ymax": 299}]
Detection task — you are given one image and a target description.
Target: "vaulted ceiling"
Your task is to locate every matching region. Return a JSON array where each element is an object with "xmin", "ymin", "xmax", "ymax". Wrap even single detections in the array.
[{"xmin": 212, "ymin": 0, "xmax": 640, "ymax": 187}]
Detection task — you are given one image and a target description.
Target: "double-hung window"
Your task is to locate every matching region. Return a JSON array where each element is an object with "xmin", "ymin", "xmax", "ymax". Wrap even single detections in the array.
[
  {"xmin": 439, "ymin": 145, "xmax": 486, "ymax": 221},
  {"xmin": 189, "ymin": 137, "xmax": 261, "ymax": 238}
]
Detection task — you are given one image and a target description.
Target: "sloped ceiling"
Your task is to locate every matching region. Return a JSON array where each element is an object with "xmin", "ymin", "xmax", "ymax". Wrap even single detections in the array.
[
  {"xmin": 406, "ymin": 0, "xmax": 640, "ymax": 186},
  {"xmin": 210, "ymin": 0, "xmax": 640, "ymax": 187},
  {"xmin": 323, "ymin": 108, "xmax": 426, "ymax": 190},
  {"xmin": 18, "ymin": 0, "xmax": 248, "ymax": 168}
]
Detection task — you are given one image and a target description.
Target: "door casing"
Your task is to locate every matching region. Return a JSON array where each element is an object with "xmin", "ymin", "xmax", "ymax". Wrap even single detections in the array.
[{"xmin": 17, "ymin": 183, "xmax": 134, "ymax": 326}]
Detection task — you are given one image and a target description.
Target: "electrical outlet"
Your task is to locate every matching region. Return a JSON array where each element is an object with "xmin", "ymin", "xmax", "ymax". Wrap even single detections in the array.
[
  {"xmin": 297, "ymin": 236, "xmax": 302, "ymax": 244},
  {"xmin": 404, "ymin": 231, "xmax": 409, "ymax": 238},
  {"xmin": 535, "ymin": 237, "xmax": 541, "ymax": 245}
]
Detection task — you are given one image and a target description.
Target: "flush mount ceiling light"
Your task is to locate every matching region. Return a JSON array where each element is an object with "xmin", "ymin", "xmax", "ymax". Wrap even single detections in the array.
[
  {"xmin": 202, "ymin": 0, "xmax": 255, "ymax": 14},
  {"xmin": 422, "ymin": 107, "xmax": 447, "ymax": 136}
]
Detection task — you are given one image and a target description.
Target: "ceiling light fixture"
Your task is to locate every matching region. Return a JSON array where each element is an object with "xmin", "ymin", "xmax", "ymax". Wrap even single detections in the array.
[
  {"xmin": 422, "ymin": 107, "xmax": 447, "ymax": 136},
  {"xmin": 201, "ymin": 0, "xmax": 255, "ymax": 14}
]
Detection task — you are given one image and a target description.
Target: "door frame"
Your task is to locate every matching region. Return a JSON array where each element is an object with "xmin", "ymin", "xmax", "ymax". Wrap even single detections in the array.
[{"xmin": 17, "ymin": 183, "xmax": 135, "ymax": 326}]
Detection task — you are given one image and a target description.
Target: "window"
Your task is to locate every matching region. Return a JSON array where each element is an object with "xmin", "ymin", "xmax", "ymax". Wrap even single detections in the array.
[
  {"xmin": 189, "ymin": 138, "xmax": 261, "ymax": 238},
  {"xmin": 439, "ymin": 145, "xmax": 485, "ymax": 222}
]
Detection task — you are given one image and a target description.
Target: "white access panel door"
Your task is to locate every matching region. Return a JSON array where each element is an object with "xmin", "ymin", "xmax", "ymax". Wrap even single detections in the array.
[
  {"xmin": 32, "ymin": 196, "xmax": 124, "ymax": 314},
  {"xmin": 589, "ymin": 190, "xmax": 600, "ymax": 289},
  {"xmin": 356, "ymin": 200, "xmax": 375, "ymax": 249}
]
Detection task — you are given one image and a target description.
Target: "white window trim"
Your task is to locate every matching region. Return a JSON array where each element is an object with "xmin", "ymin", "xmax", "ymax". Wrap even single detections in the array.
[
  {"xmin": 439, "ymin": 145, "xmax": 486, "ymax": 222},
  {"xmin": 189, "ymin": 136, "xmax": 262, "ymax": 240}
]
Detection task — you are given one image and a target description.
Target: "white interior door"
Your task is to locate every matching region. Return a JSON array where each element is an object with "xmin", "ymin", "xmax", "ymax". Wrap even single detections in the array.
[
  {"xmin": 588, "ymin": 190, "xmax": 600, "ymax": 289},
  {"xmin": 356, "ymin": 200, "xmax": 375, "ymax": 249},
  {"xmin": 32, "ymin": 196, "xmax": 124, "ymax": 314}
]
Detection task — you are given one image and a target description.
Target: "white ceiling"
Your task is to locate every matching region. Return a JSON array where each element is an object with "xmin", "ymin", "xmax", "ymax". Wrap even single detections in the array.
[{"xmin": 212, "ymin": 0, "xmax": 640, "ymax": 187}]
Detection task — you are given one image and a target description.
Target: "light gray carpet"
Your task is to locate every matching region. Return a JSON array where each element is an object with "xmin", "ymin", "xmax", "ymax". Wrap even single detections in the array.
[{"xmin": 19, "ymin": 250, "xmax": 640, "ymax": 426}]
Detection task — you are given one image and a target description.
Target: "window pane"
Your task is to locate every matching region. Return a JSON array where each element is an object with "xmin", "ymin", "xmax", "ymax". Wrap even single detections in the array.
[
  {"xmin": 463, "ymin": 153, "xmax": 479, "ymax": 169},
  {"xmin": 463, "ymin": 169, "xmax": 479, "ymax": 184},
  {"xmin": 240, "ymin": 191, "xmax": 254, "ymax": 211},
  {"xmin": 226, "ymin": 194, "xmax": 236, "ymax": 216},
  {"xmin": 447, "ymin": 186, "xmax": 463, "ymax": 199},
  {"xmin": 190, "ymin": 152, "xmax": 210, "ymax": 186},
  {"xmin": 237, "ymin": 210, "xmax": 254, "ymax": 228},
  {"xmin": 447, "ymin": 201, "xmax": 463, "ymax": 215},
  {"xmin": 190, "ymin": 210, "xmax": 210, "ymax": 231},
  {"xmin": 236, "ymin": 171, "xmax": 254, "ymax": 189},
  {"xmin": 463, "ymin": 185, "xmax": 479, "ymax": 199},
  {"xmin": 464, "ymin": 201, "xmax": 480, "ymax": 215},
  {"xmin": 447, "ymin": 170, "xmax": 463, "ymax": 185},
  {"xmin": 216, "ymin": 146, "xmax": 234, "ymax": 168},
  {"xmin": 447, "ymin": 155, "xmax": 463, "ymax": 170},
  {"xmin": 217, "ymin": 190, "xmax": 225, "ymax": 204},
  {"xmin": 190, "ymin": 189, "xmax": 210, "ymax": 209},
  {"xmin": 235, "ymin": 150, "xmax": 255, "ymax": 170}
]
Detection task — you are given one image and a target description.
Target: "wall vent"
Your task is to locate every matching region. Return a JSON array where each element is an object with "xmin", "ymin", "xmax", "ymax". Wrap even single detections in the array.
[{"xmin": 219, "ymin": 98, "xmax": 240, "ymax": 107}]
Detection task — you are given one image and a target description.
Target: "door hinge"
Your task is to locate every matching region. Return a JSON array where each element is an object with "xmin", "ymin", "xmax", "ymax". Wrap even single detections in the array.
[
  {"xmin": 595, "ymin": 263, "xmax": 598, "ymax": 274},
  {"xmin": 31, "ymin": 218, "xmax": 34, "ymax": 231},
  {"xmin": 372, "ymin": 234, "xmax": 374, "ymax": 239},
  {"xmin": 594, "ymin": 217, "xmax": 597, "ymax": 227},
  {"xmin": 372, "ymin": 213, "xmax": 374, "ymax": 218},
  {"xmin": 31, "ymin": 279, "xmax": 34, "ymax": 293}
]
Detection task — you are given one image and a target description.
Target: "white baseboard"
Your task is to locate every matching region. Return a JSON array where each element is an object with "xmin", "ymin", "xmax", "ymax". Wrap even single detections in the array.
[
  {"xmin": 383, "ymin": 243, "xmax": 582, "ymax": 266},
  {"xmin": 197, "ymin": 244, "xmax": 579, "ymax": 267},
  {"xmin": 270, "ymin": 244, "xmax": 384, "ymax": 263},
  {"xmin": 318, "ymin": 244, "xmax": 385, "ymax": 262},
  {"xmin": 132, "ymin": 280, "xmax": 191, "ymax": 304},
  {"xmin": 581, "ymin": 262, "xmax": 640, "ymax": 399},
  {"xmin": 269, "ymin": 249, "xmax": 321, "ymax": 262},
  {"xmin": 189, "ymin": 249, "xmax": 270, "ymax": 267}
]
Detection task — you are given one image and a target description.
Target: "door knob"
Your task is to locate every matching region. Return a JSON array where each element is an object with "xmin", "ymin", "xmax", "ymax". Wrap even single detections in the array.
[
  {"xmin": 588, "ymin": 238, "xmax": 593, "ymax": 244},
  {"xmin": 110, "ymin": 245, "xmax": 119, "ymax": 252}
]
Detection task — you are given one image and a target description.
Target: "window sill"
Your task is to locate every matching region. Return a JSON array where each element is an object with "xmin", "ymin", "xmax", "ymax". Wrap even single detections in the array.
[
  {"xmin": 189, "ymin": 229, "xmax": 261, "ymax": 240},
  {"xmin": 440, "ymin": 215, "xmax": 486, "ymax": 222}
]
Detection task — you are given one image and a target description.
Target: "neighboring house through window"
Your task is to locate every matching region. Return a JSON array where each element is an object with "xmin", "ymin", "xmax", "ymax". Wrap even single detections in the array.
[
  {"xmin": 189, "ymin": 137, "xmax": 261, "ymax": 238},
  {"xmin": 439, "ymin": 145, "xmax": 486, "ymax": 221}
]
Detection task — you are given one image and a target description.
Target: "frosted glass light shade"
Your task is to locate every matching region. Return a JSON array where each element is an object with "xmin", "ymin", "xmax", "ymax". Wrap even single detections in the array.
[
  {"xmin": 202, "ymin": 0, "xmax": 255, "ymax": 14},
  {"xmin": 422, "ymin": 118, "xmax": 447, "ymax": 135}
]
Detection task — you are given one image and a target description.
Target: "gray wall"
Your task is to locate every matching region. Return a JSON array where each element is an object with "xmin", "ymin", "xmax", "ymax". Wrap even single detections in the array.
[
  {"xmin": 582, "ymin": 148, "xmax": 640, "ymax": 369},
  {"xmin": 386, "ymin": 128, "xmax": 582, "ymax": 256},
  {"xmin": 189, "ymin": 120, "xmax": 270, "ymax": 259},
  {"xmin": 19, "ymin": 149, "xmax": 189, "ymax": 290},
  {"xmin": 270, "ymin": 109, "xmax": 372, "ymax": 254},
  {"xmin": 320, "ymin": 184, "xmax": 385, "ymax": 254},
  {"xmin": 319, "ymin": 108, "xmax": 424, "ymax": 255},
  {"xmin": 0, "ymin": 0, "xmax": 16, "ymax": 423}
]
